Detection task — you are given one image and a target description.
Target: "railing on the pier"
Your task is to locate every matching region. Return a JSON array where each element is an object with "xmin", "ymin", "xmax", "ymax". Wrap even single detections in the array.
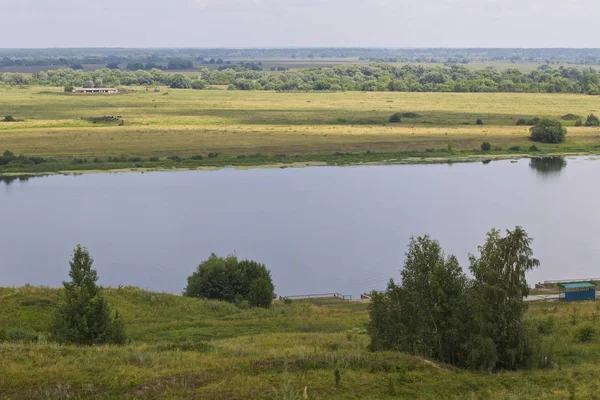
[{"xmin": 283, "ymin": 293, "xmax": 352, "ymax": 301}]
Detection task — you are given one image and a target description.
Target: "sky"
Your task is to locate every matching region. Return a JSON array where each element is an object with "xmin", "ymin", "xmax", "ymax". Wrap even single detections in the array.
[{"xmin": 1, "ymin": 0, "xmax": 598, "ymax": 48}]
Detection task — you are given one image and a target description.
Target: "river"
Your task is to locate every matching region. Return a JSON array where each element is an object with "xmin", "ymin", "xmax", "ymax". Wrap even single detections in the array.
[{"xmin": 1, "ymin": 157, "xmax": 598, "ymax": 297}]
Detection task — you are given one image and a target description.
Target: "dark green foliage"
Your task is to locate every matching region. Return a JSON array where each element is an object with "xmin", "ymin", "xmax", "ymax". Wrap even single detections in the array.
[
  {"xmin": 509, "ymin": 145, "xmax": 521, "ymax": 151},
  {"xmin": 149, "ymin": 156, "xmax": 160, "ymax": 162},
  {"xmin": 388, "ymin": 113, "xmax": 402, "ymax": 123},
  {"xmin": 191, "ymin": 80, "xmax": 206, "ymax": 90},
  {"xmin": 560, "ymin": 114, "xmax": 581, "ymax": 121},
  {"xmin": 168, "ymin": 74, "xmax": 192, "ymax": 89},
  {"xmin": 401, "ymin": 112, "xmax": 421, "ymax": 118},
  {"xmin": 64, "ymin": 85, "xmax": 74, "ymax": 93},
  {"xmin": 585, "ymin": 114, "xmax": 600, "ymax": 127},
  {"xmin": 3, "ymin": 116, "xmax": 16, "ymax": 122},
  {"xmin": 516, "ymin": 119, "xmax": 528, "ymax": 126},
  {"xmin": 576, "ymin": 119, "xmax": 583, "ymax": 126},
  {"xmin": 191, "ymin": 154, "xmax": 204, "ymax": 160},
  {"xmin": 185, "ymin": 254, "xmax": 275, "ymax": 308},
  {"xmin": 247, "ymin": 278, "xmax": 275, "ymax": 308},
  {"xmin": 535, "ymin": 317, "xmax": 555, "ymax": 335},
  {"xmin": 208, "ymin": 152, "xmax": 219, "ymax": 158},
  {"xmin": 481, "ymin": 142, "xmax": 491, "ymax": 151},
  {"xmin": 530, "ymin": 119, "xmax": 567, "ymax": 143},
  {"xmin": 529, "ymin": 144, "xmax": 540, "ymax": 152},
  {"xmin": 476, "ymin": 119, "xmax": 484, "ymax": 125},
  {"xmin": 575, "ymin": 325, "xmax": 596, "ymax": 343},
  {"xmin": 51, "ymin": 245, "xmax": 127, "ymax": 345},
  {"xmin": 368, "ymin": 227, "xmax": 540, "ymax": 372}
]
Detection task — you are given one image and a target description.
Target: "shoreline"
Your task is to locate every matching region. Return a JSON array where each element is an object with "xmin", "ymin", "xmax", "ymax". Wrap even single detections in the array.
[{"xmin": 1, "ymin": 151, "xmax": 594, "ymax": 178}]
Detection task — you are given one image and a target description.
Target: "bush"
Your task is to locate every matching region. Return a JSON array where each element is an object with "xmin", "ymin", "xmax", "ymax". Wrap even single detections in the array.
[
  {"xmin": 509, "ymin": 145, "xmax": 521, "ymax": 151},
  {"xmin": 481, "ymin": 142, "xmax": 491, "ymax": 151},
  {"xmin": 529, "ymin": 144, "xmax": 539, "ymax": 152},
  {"xmin": 185, "ymin": 254, "xmax": 275, "ymax": 308},
  {"xmin": 64, "ymin": 85, "xmax": 74, "ymax": 93},
  {"xmin": 530, "ymin": 119, "xmax": 567, "ymax": 144},
  {"xmin": 516, "ymin": 119, "xmax": 528, "ymax": 126},
  {"xmin": 576, "ymin": 119, "xmax": 583, "ymax": 126},
  {"xmin": 128, "ymin": 156, "xmax": 142, "ymax": 162},
  {"xmin": 72, "ymin": 156, "xmax": 88, "ymax": 164},
  {"xmin": 3, "ymin": 116, "xmax": 16, "ymax": 122},
  {"xmin": 191, "ymin": 155, "xmax": 204, "ymax": 160},
  {"xmin": 560, "ymin": 113, "xmax": 581, "ymax": 121},
  {"xmin": 535, "ymin": 317, "xmax": 555, "ymax": 335},
  {"xmin": 208, "ymin": 152, "xmax": 219, "ymax": 158},
  {"xmin": 476, "ymin": 119, "xmax": 484, "ymax": 125},
  {"xmin": 575, "ymin": 325, "xmax": 596, "ymax": 343},
  {"xmin": 51, "ymin": 245, "xmax": 126, "ymax": 345},
  {"xmin": 585, "ymin": 113, "xmax": 600, "ymax": 127},
  {"xmin": 401, "ymin": 112, "xmax": 421, "ymax": 118},
  {"xmin": 149, "ymin": 156, "xmax": 160, "ymax": 162},
  {"xmin": 191, "ymin": 80, "xmax": 206, "ymax": 90},
  {"xmin": 388, "ymin": 113, "xmax": 402, "ymax": 123},
  {"xmin": 247, "ymin": 278, "xmax": 275, "ymax": 308}
]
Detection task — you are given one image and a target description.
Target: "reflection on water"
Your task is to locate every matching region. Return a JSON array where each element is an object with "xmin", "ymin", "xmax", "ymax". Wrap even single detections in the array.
[
  {"xmin": 0, "ymin": 175, "xmax": 32, "ymax": 185},
  {"xmin": 529, "ymin": 157, "xmax": 567, "ymax": 176}
]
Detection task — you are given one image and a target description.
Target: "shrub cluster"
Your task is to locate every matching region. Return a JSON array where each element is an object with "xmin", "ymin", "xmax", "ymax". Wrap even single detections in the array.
[{"xmin": 185, "ymin": 254, "xmax": 275, "ymax": 308}]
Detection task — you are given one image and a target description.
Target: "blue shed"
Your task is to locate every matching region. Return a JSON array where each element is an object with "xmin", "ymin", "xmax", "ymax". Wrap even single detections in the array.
[{"xmin": 558, "ymin": 282, "xmax": 597, "ymax": 302}]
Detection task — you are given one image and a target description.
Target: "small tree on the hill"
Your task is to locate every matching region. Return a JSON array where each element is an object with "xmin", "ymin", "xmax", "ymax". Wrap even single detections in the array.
[
  {"xmin": 530, "ymin": 119, "xmax": 567, "ymax": 143},
  {"xmin": 51, "ymin": 245, "xmax": 126, "ymax": 345}
]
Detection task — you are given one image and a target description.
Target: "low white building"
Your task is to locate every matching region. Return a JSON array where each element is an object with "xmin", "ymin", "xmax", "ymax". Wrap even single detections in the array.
[{"xmin": 73, "ymin": 88, "xmax": 119, "ymax": 94}]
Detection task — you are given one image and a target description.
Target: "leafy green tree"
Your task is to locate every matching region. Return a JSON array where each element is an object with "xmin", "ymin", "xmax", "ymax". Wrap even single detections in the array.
[
  {"xmin": 169, "ymin": 74, "xmax": 192, "ymax": 89},
  {"xmin": 248, "ymin": 278, "xmax": 275, "ymax": 308},
  {"xmin": 191, "ymin": 80, "xmax": 206, "ymax": 90},
  {"xmin": 185, "ymin": 254, "xmax": 274, "ymax": 307},
  {"xmin": 481, "ymin": 142, "xmax": 491, "ymax": 151},
  {"xmin": 585, "ymin": 113, "xmax": 600, "ymax": 127},
  {"xmin": 63, "ymin": 85, "xmax": 74, "ymax": 93},
  {"xmin": 368, "ymin": 236, "xmax": 468, "ymax": 365},
  {"xmin": 51, "ymin": 245, "xmax": 126, "ymax": 345},
  {"xmin": 467, "ymin": 227, "xmax": 540, "ymax": 370},
  {"xmin": 530, "ymin": 119, "xmax": 567, "ymax": 143}
]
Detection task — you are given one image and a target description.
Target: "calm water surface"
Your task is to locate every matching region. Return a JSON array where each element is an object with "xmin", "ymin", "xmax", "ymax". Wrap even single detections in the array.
[{"xmin": 2, "ymin": 157, "xmax": 599, "ymax": 297}]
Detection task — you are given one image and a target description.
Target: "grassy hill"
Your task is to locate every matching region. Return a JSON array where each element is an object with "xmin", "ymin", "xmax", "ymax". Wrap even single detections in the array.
[{"xmin": 2, "ymin": 286, "xmax": 600, "ymax": 399}]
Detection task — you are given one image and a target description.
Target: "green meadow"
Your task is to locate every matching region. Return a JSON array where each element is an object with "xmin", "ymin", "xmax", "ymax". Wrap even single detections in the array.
[{"xmin": 1, "ymin": 286, "xmax": 600, "ymax": 399}]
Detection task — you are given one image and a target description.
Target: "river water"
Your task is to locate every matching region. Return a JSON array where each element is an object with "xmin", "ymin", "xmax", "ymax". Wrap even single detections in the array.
[{"xmin": 1, "ymin": 157, "xmax": 598, "ymax": 297}]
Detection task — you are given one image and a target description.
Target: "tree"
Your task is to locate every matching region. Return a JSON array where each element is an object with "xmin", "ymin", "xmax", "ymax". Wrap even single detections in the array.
[
  {"xmin": 248, "ymin": 278, "xmax": 275, "ymax": 308},
  {"xmin": 585, "ymin": 113, "xmax": 600, "ymax": 127},
  {"xmin": 481, "ymin": 142, "xmax": 491, "ymax": 151},
  {"xmin": 64, "ymin": 85, "xmax": 74, "ymax": 93},
  {"xmin": 185, "ymin": 254, "xmax": 275, "ymax": 308},
  {"xmin": 367, "ymin": 227, "xmax": 542, "ymax": 371},
  {"xmin": 106, "ymin": 62, "xmax": 120, "ymax": 70},
  {"xmin": 467, "ymin": 227, "xmax": 540, "ymax": 370},
  {"xmin": 51, "ymin": 245, "xmax": 126, "ymax": 345},
  {"xmin": 530, "ymin": 119, "xmax": 567, "ymax": 143},
  {"xmin": 169, "ymin": 74, "xmax": 192, "ymax": 89},
  {"xmin": 476, "ymin": 119, "xmax": 484, "ymax": 125},
  {"xmin": 191, "ymin": 80, "xmax": 206, "ymax": 90},
  {"xmin": 368, "ymin": 236, "xmax": 468, "ymax": 365}
]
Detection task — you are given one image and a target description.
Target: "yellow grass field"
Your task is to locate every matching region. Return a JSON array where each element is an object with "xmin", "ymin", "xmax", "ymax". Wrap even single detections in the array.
[{"xmin": 1, "ymin": 87, "xmax": 600, "ymax": 158}]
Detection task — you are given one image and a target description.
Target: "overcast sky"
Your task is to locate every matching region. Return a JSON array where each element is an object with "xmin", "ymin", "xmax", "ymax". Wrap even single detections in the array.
[{"xmin": 2, "ymin": 0, "xmax": 597, "ymax": 48}]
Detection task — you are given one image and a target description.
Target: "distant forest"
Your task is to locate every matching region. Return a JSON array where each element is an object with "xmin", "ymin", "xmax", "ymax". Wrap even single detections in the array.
[
  {"xmin": 2, "ymin": 63, "xmax": 600, "ymax": 94},
  {"xmin": 3, "ymin": 48, "xmax": 600, "ymax": 69}
]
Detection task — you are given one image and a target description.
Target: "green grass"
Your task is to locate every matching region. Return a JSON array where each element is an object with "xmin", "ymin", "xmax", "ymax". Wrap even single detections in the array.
[
  {"xmin": 2, "ymin": 86, "xmax": 600, "ymax": 174},
  {"xmin": 2, "ymin": 286, "xmax": 600, "ymax": 399}
]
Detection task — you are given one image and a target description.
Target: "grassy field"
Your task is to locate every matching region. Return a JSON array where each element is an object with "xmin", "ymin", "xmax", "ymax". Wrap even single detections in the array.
[
  {"xmin": 1, "ymin": 86, "xmax": 600, "ymax": 174},
  {"xmin": 1, "ymin": 286, "xmax": 600, "ymax": 399}
]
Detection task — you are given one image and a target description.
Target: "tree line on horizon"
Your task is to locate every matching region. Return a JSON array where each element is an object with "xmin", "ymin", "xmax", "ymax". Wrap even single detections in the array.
[{"xmin": 2, "ymin": 64, "xmax": 600, "ymax": 94}]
